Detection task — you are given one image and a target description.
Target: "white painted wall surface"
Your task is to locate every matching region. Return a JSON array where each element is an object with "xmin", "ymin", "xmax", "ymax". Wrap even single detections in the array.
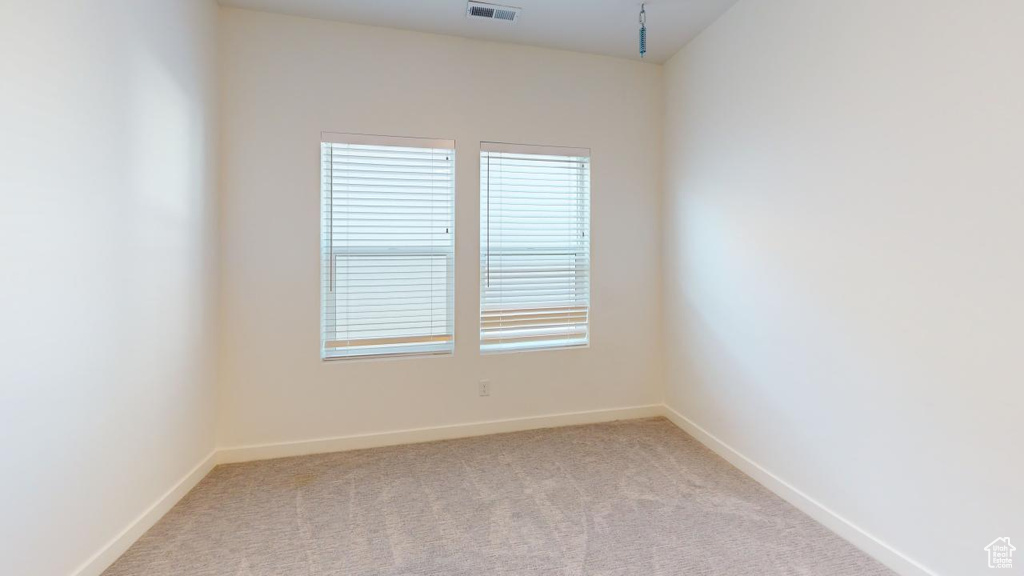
[
  {"xmin": 0, "ymin": 1, "xmax": 220, "ymax": 574},
  {"xmin": 662, "ymin": 1, "xmax": 1024, "ymax": 574},
  {"xmin": 218, "ymin": 9, "xmax": 663, "ymax": 448}
]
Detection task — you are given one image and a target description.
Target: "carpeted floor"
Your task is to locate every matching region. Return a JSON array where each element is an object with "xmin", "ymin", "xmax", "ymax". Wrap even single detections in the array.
[{"xmin": 103, "ymin": 418, "xmax": 894, "ymax": 575}]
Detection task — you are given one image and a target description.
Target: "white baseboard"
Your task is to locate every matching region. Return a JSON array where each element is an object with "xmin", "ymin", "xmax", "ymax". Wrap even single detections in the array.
[
  {"xmin": 218, "ymin": 404, "xmax": 663, "ymax": 464},
  {"xmin": 660, "ymin": 404, "xmax": 938, "ymax": 576},
  {"xmin": 71, "ymin": 450, "xmax": 219, "ymax": 576}
]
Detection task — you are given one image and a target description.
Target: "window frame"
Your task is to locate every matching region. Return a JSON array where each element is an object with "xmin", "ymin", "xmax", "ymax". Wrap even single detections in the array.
[
  {"xmin": 478, "ymin": 141, "xmax": 592, "ymax": 354},
  {"xmin": 320, "ymin": 132, "xmax": 457, "ymax": 361}
]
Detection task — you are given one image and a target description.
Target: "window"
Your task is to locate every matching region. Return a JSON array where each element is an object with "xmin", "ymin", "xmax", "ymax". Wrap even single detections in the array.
[
  {"xmin": 321, "ymin": 133, "xmax": 455, "ymax": 359},
  {"xmin": 480, "ymin": 142, "xmax": 591, "ymax": 353}
]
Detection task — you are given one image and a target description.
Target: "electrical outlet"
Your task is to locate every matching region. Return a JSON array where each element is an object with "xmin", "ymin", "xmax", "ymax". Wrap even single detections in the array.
[{"xmin": 478, "ymin": 380, "xmax": 491, "ymax": 397}]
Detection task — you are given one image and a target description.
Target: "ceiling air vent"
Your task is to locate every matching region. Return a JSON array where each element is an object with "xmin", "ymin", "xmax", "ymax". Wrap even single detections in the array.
[{"xmin": 467, "ymin": 1, "xmax": 521, "ymax": 23}]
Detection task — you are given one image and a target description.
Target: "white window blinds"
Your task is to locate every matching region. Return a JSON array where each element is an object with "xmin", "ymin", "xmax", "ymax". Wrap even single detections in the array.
[
  {"xmin": 321, "ymin": 133, "xmax": 455, "ymax": 359},
  {"xmin": 480, "ymin": 142, "xmax": 591, "ymax": 353}
]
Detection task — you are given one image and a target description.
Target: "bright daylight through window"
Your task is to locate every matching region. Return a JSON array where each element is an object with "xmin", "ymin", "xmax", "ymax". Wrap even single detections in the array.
[
  {"xmin": 321, "ymin": 133, "xmax": 455, "ymax": 359},
  {"xmin": 480, "ymin": 142, "xmax": 591, "ymax": 353}
]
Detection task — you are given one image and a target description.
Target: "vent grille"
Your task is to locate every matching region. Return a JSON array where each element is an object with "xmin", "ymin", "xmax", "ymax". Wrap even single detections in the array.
[
  {"xmin": 493, "ymin": 9, "xmax": 517, "ymax": 21},
  {"xmin": 467, "ymin": 1, "xmax": 520, "ymax": 23}
]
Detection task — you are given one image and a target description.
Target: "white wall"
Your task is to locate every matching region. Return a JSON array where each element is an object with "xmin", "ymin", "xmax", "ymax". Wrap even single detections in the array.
[
  {"xmin": 663, "ymin": 1, "xmax": 1024, "ymax": 575},
  {"xmin": 218, "ymin": 9, "xmax": 663, "ymax": 448},
  {"xmin": 0, "ymin": 1, "xmax": 220, "ymax": 574}
]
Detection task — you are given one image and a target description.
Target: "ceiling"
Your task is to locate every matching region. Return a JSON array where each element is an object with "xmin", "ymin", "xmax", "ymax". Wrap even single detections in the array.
[{"xmin": 218, "ymin": 0, "xmax": 740, "ymax": 63}]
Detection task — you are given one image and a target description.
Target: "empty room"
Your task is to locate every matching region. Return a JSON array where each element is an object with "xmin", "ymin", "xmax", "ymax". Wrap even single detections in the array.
[{"xmin": 2, "ymin": 0, "xmax": 1022, "ymax": 575}]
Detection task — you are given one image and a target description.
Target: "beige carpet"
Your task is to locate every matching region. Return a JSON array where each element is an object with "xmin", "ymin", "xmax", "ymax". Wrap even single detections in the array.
[{"xmin": 103, "ymin": 418, "xmax": 894, "ymax": 575}]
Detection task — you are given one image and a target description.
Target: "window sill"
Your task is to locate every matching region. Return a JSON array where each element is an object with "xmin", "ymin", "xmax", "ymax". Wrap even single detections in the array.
[
  {"xmin": 321, "ymin": 349, "xmax": 453, "ymax": 364},
  {"xmin": 480, "ymin": 341, "xmax": 590, "ymax": 356}
]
